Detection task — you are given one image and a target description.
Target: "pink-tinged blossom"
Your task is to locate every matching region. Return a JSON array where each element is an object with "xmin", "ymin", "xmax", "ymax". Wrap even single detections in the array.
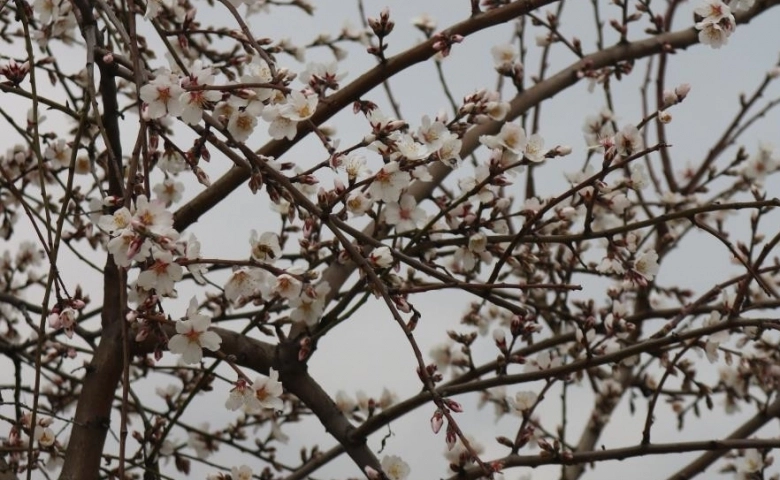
[
  {"xmin": 368, "ymin": 162, "xmax": 411, "ymax": 203},
  {"xmin": 179, "ymin": 61, "xmax": 221, "ymax": 125},
  {"xmin": 613, "ymin": 124, "xmax": 644, "ymax": 157},
  {"xmin": 694, "ymin": 0, "xmax": 732, "ymax": 24},
  {"xmin": 383, "ymin": 194, "xmax": 427, "ymax": 233},
  {"xmin": 273, "ymin": 272, "xmax": 303, "ymax": 299},
  {"xmin": 246, "ymin": 368, "xmax": 284, "ymax": 411},
  {"xmin": 369, "ymin": 246, "xmax": 394, "ymax": 268},
  {"xmin": 300, "ymin": 60, "xmax": 347, "ymax": 89},
  {"xmin": 249, "ymin": 230, "xmax": 282, "ymax": 263},
  {"xmin": 742, "ymin": 142, "xmax": 778, "ymax": 180},
  {"xmin": 48, "ymin": 307, "xmax": 77, "ymax": 338},
  {"xmin": 167, "ymin": 297, "xmax": 222, "ymax": 364},
  {"xmin": 136, "ymin": 249, "xmax": 182, "ymax": 296},
  {"xmin": 697, "ymin": 20, "xmax": 733, "ymax": 48},
  {"xmin": 107, "ymin": 230, "xmax": 151, "ymax": 267},
  {"xmin": 132, "ymin": 195, "xmax": 176, "ymax": 237},
  {"xmin": 380, "ymin": 455, "xmax": 410, "ymax": 480},
  {"xmin": 140, "ymin": 69, "xmax": 184, "ymax": 119}
]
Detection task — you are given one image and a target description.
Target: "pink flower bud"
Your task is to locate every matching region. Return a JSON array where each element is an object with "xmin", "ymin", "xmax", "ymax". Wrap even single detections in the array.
[
  {"xmin": 445, "ymin": 425, "xmax": 457, "ymax": 450},
  {"xmin": 364, "ymin": 466, "xmax": 381, "ymax": 480},
  {"xmin": 445, "ymin": 399, "xmax": 464, "ymax": 413},
  {"xmin": 431, "ymin": 410, "xmax": 444, "ymax": 434}
]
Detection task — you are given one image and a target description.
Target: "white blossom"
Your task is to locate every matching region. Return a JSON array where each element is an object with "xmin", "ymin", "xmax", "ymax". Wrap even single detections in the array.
[
  {"xmin": 508, "ymin": 391, "xmax": 538, "ymax": 413},
  {"xmin": 227, "ymin": 101, "xmax": 263, "ymax": 143},
  {"xmin": 383, "ymin": 194, "xmax": 427, "ymax": 233},
  {"xmin": 280, "ymin": 90, "xmax": 318, "ymax": 121},
  {"xmin": 179, "ymin": 61, "xmax": 221, "ymax": 125},
  {"xmin": 347, "ymin": 191, "xmax": 374, "ymax": 216},
  {"xmin": 136, "ymin": 249, "xmax": 183, "ymax": 296},
  {"xmin": 167, "ymin": 297, "xmax": 222, "ymax": 364},
  {"xmin": 369, "ymin": 246, "xmax": 394, "ymax": 268},
  {"xmin": 417, "ymin": 115, "xmax": 448, "ymax": 150},
  {"xmin": 249, "ymin": 230, "xmax": 282, "ymax": 263},
  {"xmin": 613, "ymin": 124, "xmax": 644, "ymax": 157},
  {"xmin": 289, "ymin": 282, "xmax": 331, "ymax": 326},
  {"xmin": 633, "ymin": 250, "xmax": 660, "ymax": 281},
  {"xmin": 368, "ymin": 162, "xmax": 411, "ymax": 203},
  {"xmin": 231, "ymin": 465, "xmax": 253, "ymax": 480},
  {"xmin": 140, "ymin": 69, "xmax": 184, "ymax": 119},
  {"xmin": 263, "ymin": 104, "xmax": 299, "ymax": 140},
  {"xmin": 152, "ymin": 178, "xmax": 184, "ymax": 206},
  {"xmin": 381, "ymin": 455, "xmax": 410, "ymax": 480},
  {"xmin": 246, "ymin": 368, "xmax": 284, "ymax": 411},
  {"xmin": 224, "ymin": 267, "xmax": 269, "ymax": 305},
  {"xmin": 44, "ymin": 139, "xmax": 71, "ymax": 168},
  {"xmin": 490, "ymin": 43, "xmax": 517, "ymax": 67}
]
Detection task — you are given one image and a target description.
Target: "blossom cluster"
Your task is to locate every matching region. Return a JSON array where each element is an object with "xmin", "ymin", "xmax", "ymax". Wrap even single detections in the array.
[
  {"xmin": 694, "ymin": 0, "xmax": 754, "ymax": 48},
  {"xmin": 139, "ymin": 57, "xmax": 323, "ymax": 144}
]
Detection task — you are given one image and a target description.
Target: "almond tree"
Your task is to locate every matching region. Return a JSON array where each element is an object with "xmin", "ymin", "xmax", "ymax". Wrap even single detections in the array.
[{"xmin": 1, "ymin": 0, "xmax": 780, "ymax": 479}]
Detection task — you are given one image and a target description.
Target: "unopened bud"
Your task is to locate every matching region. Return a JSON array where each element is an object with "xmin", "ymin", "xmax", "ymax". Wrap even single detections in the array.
[{"xmin": 675, "ymin": 83, "xmax": 691, "ymax": 101}]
